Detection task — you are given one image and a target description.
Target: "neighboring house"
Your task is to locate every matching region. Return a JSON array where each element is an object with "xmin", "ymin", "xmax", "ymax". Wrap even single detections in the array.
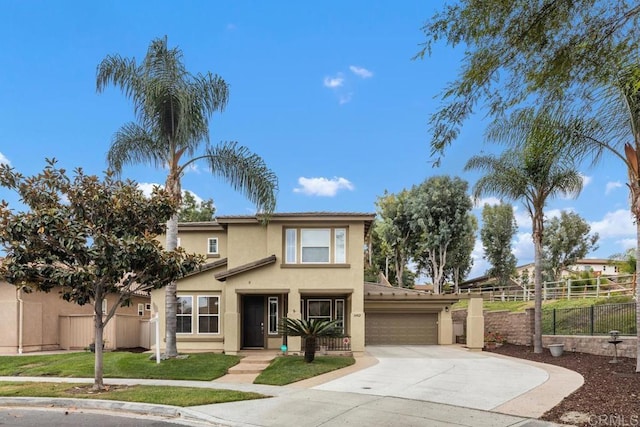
[
  {"xmin": 0, "ymin": 280, "xmax": 151, "ymax": 354},
  {"xmin": 461, "ymin": 258, "xmax": 623, "ymax": 290},
  {"xmin": 151, "ymin": 212, "xmax": 458, "ymax": 356}
]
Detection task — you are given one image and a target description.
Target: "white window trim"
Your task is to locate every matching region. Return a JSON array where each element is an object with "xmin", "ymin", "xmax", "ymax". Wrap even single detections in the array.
[
  {"xmin": 176, "ymin": 237, "xmax": 181, "ymax": 248},
  {"xmin": 177, "ymin": 296, "xmax": 193, "ymax": 334},
  {"xmin": 101, "ymin": 299, "xmax": 107, "ymax": 315},
  {"xmin": 137, "ymin": 303, "xmax": 144, "ymax": 316},
  {"xmin": 285, "ymin": 229, "xmax": 297, "ymax": 263},
  {"xmin": 306, "ymin": 299, "xmax": 333, "ymax": 322},
  {"xmin": 284, "ymin": 227, "xmax": 348, "ymax": 265},
  {"xmin": 196, "ymin": 295, "xmax": 220, "ymax": 335},
  {"xmin": 268, "ymin": 297, "xmax": 279, "ymax": 335},
  {"xmin": 334, "ymin": 228, "xmax": 346, "ymax": 263},
  {"xmin": 207, "ymin": 237, "xmax": 219, "ymax": 255},
  {"xmin": 335, "ymin": 299, "xmax": 345, "ymax": 333},
  {"xmin": 300, "ymin": 228, "xmax": 331, "ymax": 264},
  {"xmin": 145, "ymin": 303, "xmax": 151, "ymax": 311}
]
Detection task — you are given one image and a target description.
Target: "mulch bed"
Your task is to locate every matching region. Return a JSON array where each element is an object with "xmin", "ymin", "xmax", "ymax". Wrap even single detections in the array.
[{"xmin": 488, "ymin": 344, "xmax": 640, "ymax": 426}]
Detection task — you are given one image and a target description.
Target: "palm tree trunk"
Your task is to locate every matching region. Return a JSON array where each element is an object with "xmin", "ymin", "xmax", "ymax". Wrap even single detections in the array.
[
  {"xmin": 304, "ymin": 337, "xmax": 316, "ymax": 363},
  {"xmin": 165, "ymin": 170, "xmax": 182, "ymax": 358},
  {"xmin": 533, "ymin": 218, "xmax": 543, "ymax": 354},
  {"xmin": 164, "ymin": 214, "xmax": 179, "ymax": 358}
]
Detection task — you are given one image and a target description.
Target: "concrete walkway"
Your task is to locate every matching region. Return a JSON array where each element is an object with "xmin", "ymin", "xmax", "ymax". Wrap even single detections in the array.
[{"xmin": 0, "ymin": 345, "xmax": 582, "ymax": 426}]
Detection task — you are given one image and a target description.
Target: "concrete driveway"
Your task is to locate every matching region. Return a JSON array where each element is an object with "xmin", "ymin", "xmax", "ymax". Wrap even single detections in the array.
[{"xmin": 314, "ymin": 345, "xmax": 550, "ymax": 411}]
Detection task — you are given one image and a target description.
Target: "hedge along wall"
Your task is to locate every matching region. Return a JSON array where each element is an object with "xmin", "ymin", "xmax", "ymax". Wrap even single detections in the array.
[{"xmin": 452, "ymin": 308, "xmax": 637, "ymax": 358}]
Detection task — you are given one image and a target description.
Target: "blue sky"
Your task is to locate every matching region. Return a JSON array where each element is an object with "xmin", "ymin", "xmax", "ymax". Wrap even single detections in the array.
[{"xmin": 0, "ymin": 1, "xmax": 635, "ymax": 279}]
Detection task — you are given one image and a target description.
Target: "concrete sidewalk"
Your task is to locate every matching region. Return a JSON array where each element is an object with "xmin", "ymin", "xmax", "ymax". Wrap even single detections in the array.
[{"xmin": 0, "ymin": 345, "xmax": 579, "ymax": 426}]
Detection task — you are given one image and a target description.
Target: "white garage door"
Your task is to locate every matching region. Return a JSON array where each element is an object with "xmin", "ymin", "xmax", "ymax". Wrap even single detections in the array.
[{"xmin": 365, "ymin": 312, "xmax": 438, "ymax": 345}]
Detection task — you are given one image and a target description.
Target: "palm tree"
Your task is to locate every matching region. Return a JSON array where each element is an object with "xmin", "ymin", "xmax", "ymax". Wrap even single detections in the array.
[
  {"xmin": 558, "ymin": 61, "xmax": 640, "ymax": 371},
  {"xmin": 97, "ymin": 37, "xmax": 278, "ymax": 357},
  {"xmin": 279, "ymin": 318, "xmax": 341, "ymax": 363},
  {"xmin": 465, "ymin": 108, "xmax": 583, "ymax": 353}
]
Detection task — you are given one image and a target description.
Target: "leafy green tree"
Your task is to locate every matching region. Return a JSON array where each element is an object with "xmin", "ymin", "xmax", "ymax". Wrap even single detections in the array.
[
  {"xmin": 375, "ymin": 191, "xmax": 412, "ymax": 287},
  {"xmin": 609, "ymin": 248, "xmax": 637, "ymax": 274},
  {"xmin": 279, "ymin": 318, "xmax": 341, "ymax": 363},
  {"xmin": 0, "ymin": 160, "xmax": 200, "ymax": 390},
  {"xmin": 465, "ymin": 109, "xmax": 583, "ymax": 353},
  {"xmin": 542, "ymin": 211, "xmax": 599, "ymax": 280},
  {"xmin": 407, "ymin": 176, "xmax": 474, "ymax": 294},
  {"xmin": 97, "ymin": 37, "xmax": 278, "ymax": 357},
  {"xmin": 480, "ymin": 203, "xmax": 517, "ymax": 288},
  {"xmin": 444, "ymin": 213, "xmax": 477, "ymax": 293},
  {"xmin": 417, "ymin": 0, "xmax": 640, "ymax": 161},
  {"xmin": 179, "ymin": 191, "xmax": 215, "ymax": 222}
]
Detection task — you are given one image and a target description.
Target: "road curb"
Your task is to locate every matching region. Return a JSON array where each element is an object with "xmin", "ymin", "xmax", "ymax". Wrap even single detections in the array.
[{"xmin": 0, "ymin": 397, "xmax": 227, "ymax": 425}]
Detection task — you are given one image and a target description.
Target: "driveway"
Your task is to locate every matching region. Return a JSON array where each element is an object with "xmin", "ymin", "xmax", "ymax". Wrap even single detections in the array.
[{"xmin": 313, "ymin": 345, "xmax": 550, "ymax": 411}]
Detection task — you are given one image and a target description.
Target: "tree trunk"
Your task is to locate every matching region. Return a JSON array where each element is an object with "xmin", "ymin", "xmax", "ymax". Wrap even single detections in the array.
[
  {"xmin": 93, "ymin": 299, "xmax": 105, "ymax": 391},
  {"xmin": 304, "ymin": 337, "xmax": 316, "ymax": 363},
  {"xmin": 164, "ymin": 214, "xmax": 179, "ymax": 358},
  {"xmin": 533, "ymin": 215, "xmax": 544, "ymax": 354},
  {"xmin": 165, "ymin": 170, "xmax": 182, "ymax": 358}
]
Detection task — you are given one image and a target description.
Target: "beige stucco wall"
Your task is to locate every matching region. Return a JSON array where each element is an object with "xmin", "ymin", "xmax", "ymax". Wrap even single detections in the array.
[{"xmin": 154, "ymin": 217, "xmax": 369, "ymax": 355}]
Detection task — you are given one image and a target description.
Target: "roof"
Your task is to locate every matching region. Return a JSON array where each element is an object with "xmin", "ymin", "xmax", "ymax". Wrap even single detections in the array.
[
  {"xmin": 364, "ymin": 282, "xmax": 460, "ymax": 303},
  {"xmin": 214, "ymin": 255, "xmax": 277, "ymax": 282},
  {"xmin": 182, "ymin": 258, "xmax": 228, "ymax": 278}
]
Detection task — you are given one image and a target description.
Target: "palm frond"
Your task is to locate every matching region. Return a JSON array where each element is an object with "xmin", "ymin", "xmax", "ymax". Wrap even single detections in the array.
[
  {"xmin": 190, "ymin": 142, "xmax": 278, "ymax": 215},
  {"xmin": 107, "ymin": 123, "xmax": 164, "ymax": 174}
]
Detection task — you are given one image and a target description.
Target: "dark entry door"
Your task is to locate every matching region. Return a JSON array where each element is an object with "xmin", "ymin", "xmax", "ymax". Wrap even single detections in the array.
[{"xmin": 243, "ymin": 296, "xmax": 265, "ymax": 348}]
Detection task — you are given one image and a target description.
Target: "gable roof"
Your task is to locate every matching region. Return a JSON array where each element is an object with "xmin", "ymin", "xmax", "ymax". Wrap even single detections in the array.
[
  {"xmin": 182, "ymin": 258, "xmax": 228, "ymax": 279},
  {"xmin": 214, "ymin": 255, "xmax": 277, "ymax": 282}
]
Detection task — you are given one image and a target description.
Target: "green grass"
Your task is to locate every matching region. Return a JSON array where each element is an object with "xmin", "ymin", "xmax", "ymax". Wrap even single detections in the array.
[
  {"xmin": 453, "ymin": 295, "xmax": 634, "ymax": 313},
  {"xmin": 254, "ymin": 356, "xmax": 355, "ymax": 386},
  {"xmin": 453, "ymin": 300, "xmax": 532, "ymax": 312},
  {"xmin": 0, "ymin": 352, "xmax": 240, "ymax": 380},
  {"xmin": 0, "ymin": 382, "xmax": 266, "ymax": 406}
]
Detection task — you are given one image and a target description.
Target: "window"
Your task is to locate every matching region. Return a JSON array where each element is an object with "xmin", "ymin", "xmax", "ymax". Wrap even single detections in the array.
[
  {"xmin": 335, "ymin": 299, "xmax": 345, "ymax": 333},
  {"xmin": 145, "ymin": 303, "xmax": 151, "ymax": 311},
  {"xmin": 285, "ymin": 229, "xmax": 297, "ymax": 263},
  {"xmin": 334, "ymin": 229, "xmax": 346, "ymax": 263},
  {"xmin": 137, "ymin": 303, "xmax": 144, "ymax": 316},
  {"xmin": 176, "ymin": 237, "xmax": 181, "ymax": 248},
  {"xmin": 177, "ymin": 296, "xmax": 193, "ymax": 334},
  {"xmin": 284, "ymin": 227, "xmax": 347, "ymax": 264},
  {"xmin": 307, "ymin": 299, "xmax": 332, "ymax": 322},
  {"xmin": 101, "ymin": 299, "xmax": 107, "ymax": 315},
  {"xmin": 197, "ymin": 296, "xmax": 219, "ymax": 334},
  {"xmin": 268, "ymin": 297, "xmax": 278, "ymax": 335},
  {"xmin": 207, "ymin": 238, "xmax": 218, "ymax": 255}
]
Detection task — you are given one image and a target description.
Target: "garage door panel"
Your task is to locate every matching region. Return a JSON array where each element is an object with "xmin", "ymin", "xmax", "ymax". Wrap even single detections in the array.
[{"xmin": 365, "ymin": 313, "xmax": 438, "ymax": 345}]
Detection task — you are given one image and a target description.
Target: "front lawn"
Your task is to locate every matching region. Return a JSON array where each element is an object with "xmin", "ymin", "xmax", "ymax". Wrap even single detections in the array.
[
  {"xmin": 254, "ymin": 356, "xmax": 355, "ymax": 385},
  {"xmin": 0, "ymin": 381, "xmax": 265, "ymax": 406},
  {"xmin": 0, "ymin": 352, "xmax": 240, "ymax": 381}
]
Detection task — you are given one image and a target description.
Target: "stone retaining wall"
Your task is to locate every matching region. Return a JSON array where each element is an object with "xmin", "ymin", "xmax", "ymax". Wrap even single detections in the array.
[{"xmin": 452, "ymin": 308, "xmax": 637, "ymax": 358}]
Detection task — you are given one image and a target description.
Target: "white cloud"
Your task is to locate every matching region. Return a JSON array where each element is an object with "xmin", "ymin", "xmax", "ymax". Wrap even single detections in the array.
[
  {"xmin": 323, "ymin": 75, "xmax": 344, "ymax": 88},
  {"xmin": 616, "ymin": 238, "xmax": 636, "ymax": 251},
  {"xmin": 349, "ymin": 65, "xmax": 373, "ymax": 78},
  {"xmin": 605, "ymin": 181, "xmax": 623, "ymax": 195},
  {"xmin": 590, "ymin": 209, "xmax": 635, "ymax": 239},
  {"xmin": 513, "ymin": 206, "xmax": 531, "ymax": 230},
  {"xmin": 512, "ymin": 232, "xmax": 534, "ymax": 264},
  {"xmin": 581, "ymin": 174, "xmax": 592, "ymax": 187},
  {"xmin": 468, "ymin": 238, "xmax": 489, "ymax": 278},
  {"xmin": 185, "ymin": 163, "xmax": 201, "ymax": 174},
  {"xmin": 293, "ymin": 177, "xmax": 354, "ymax": 197},
  {"xmin": 0, "ymin": 152, "xmax": 10, "ymax": 165}
]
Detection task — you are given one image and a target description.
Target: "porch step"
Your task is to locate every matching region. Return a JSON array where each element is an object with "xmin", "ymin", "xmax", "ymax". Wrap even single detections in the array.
[
  {"xmin": 227, "ymin": 362, "xmax": 271, "ymax": 374},
  {"xmin": 238, "ymin": 355, "xmax": 276, "ymax": 364}
]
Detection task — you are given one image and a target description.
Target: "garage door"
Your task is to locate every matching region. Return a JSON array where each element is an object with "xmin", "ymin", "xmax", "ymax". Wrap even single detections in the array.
[{"xmin": 365, "ymin": 313, "xmax": 438, "ymax": 345}]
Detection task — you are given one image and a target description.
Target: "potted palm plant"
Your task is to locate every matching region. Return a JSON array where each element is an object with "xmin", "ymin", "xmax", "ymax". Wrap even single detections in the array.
[{"xmin": 279, "ymin": 318, "xmax": 341, "ymax": 363}]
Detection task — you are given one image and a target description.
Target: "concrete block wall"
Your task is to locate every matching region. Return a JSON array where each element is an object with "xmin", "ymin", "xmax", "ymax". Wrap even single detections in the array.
[{"xmin": 543, "ymin": 335, "xmax": 637, "ymax": 358}]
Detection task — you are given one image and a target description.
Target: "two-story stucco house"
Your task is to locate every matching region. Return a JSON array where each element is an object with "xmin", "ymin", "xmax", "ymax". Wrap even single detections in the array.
[{"xmin": 150, "ymin": 212, "xmax": 457, "ymax": 356}]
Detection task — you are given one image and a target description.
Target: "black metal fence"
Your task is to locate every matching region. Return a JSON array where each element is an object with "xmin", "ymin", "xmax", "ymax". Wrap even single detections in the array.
[
  {"xmin": 543, "ymin": 302, "xmax": 637, "ymax": 336},
  {"xmin": 304, "ymin": 336, "xmax": 351, "ymax": 352}
]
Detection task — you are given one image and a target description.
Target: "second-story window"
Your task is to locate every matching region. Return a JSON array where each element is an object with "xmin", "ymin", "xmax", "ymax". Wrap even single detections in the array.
[
  {"xmin": 207, "ymin": 237, "xmax": 218, "ymax": 255},
  {"xmin": 284, "ymin": 227, "xmax": 347, "ymax": 264}
]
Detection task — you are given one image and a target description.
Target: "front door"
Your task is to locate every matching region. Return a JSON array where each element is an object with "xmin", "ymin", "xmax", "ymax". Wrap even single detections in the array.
[{"xmin": 243, "ymin": 296, "xmax": 265, "ymax": 348}]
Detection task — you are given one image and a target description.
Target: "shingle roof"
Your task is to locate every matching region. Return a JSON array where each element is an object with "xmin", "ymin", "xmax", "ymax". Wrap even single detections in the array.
[{"xmin": 214, "ymin": 255, "xmax": 277, "ymax": 282}]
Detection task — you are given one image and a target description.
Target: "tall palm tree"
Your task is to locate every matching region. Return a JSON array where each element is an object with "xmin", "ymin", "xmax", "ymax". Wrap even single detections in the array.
[
  {"xmin": 560, "ymin": 60, "xmax": 640, "ymax": 371},
  {"xmin": 97, "ymin": 37, "xmax": 278, "ymax": 357},
  {"xmin": 465, "ymin": 108, "xmax": 583, "ymax": 353}
]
